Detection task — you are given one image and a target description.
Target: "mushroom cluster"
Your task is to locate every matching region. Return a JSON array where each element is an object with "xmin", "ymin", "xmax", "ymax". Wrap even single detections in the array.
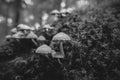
[
  {"xmin": 6, "ymin": 24, "xmax": 33, "ymax": 39},
  {"xmin": 34, "ymin": 31, "xmax": 71, "ymax": 61},
  {"xmin": 5, "ymin": 6, "xmax": 73, "ymax": 61},
  {"xmin": 5, "ymin": 24, "xmax": 40, "ymax": 49}
]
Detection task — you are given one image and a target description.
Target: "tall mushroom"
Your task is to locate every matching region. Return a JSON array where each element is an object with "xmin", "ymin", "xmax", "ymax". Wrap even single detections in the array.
[
  {"xmin": 51, "ymin": 32, "xmax": 71, "ymax": 58},
  {"xmin": 26, "ymin": 31, "xmax": 38, "ymax": 46},
  {"xmin": 36, "ymin": 44, "xmax": 52, "ymax": 58}
]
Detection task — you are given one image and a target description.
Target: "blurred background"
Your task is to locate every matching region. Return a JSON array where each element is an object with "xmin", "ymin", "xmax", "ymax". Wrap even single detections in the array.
[
  {"xmin": 0, "ymin": 0, "xmax": 119, "ymax": 44},
  {"xmin": 0, "ymin": 0, "xmax": 76, "ymax": 44}
]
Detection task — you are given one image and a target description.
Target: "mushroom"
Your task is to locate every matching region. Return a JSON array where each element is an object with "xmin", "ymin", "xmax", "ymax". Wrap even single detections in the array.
[
  {"xmin": 60, "ymin": 9, "xmax": 68, "ymax": 17},
  {"xmin": 17, "ymin": 24, "xmax": 32, "ymax": 30},
  {"xmin": 52, "ymin": 32, "xmax": 71, "ymax": 40},
  {"xmin": 11, "ymin": 31, "xmax": 25, "ymax": 41},
  {"xmin": 48, "ymin": 10, "xmax": 60, "ymax": 24},
  {"xmin": 5, "ymin": 35, "xmax": 13, "ymax": 41},
  {"xmin": 36, "ymin": 44, "xmax": 52, "ymax": 58},
  {"xmin": 66, "ymin": 7, "xmax": 75, "ymax": 14},
  {"xmin": 10, "ymin": 28, "xmax": 17, "ymax": 34},
  {"xmin": 60, "ymin": 9, "xmax": 67, "ymax": 13},
  {"xmin": 17, "ymin": 24, "xmax": 32, "ymax": 35},
  {"xmin": 50, "ymin": 9, "xmax": 60, "ymax": 15},
  {"xmin": 26, "ymin": 31, "xmax": 38, "ymax": 46},
  {"xmin": 5, "ymin": 35, "xmax": 12, "ymax": 39},
  {"xmin": 43, "ymin": 24, "xmax": 54, "ymax": 31},
  {"xmin": 12, "ymin": 31, "xmax": 25, "ymax": 38},
  {"xmin": 51, "ymin": 32, "xmax": 71, "ymax": 58},
  {"xmin": 37, "ymin": 35, "xmax": 46, "ymax": 41},
  {"xmin": 37, "ymin": 35, "xmax": 46, "ymax": 45},
  {"xmin": 26, "ymin": 31, "xmax": 38, "ymax": 39}
]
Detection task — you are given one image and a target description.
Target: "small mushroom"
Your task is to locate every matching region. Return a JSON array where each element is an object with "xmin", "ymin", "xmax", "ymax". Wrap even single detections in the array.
[
  {"xmin": 37, "ymin": 35, "xmax": 46, "ymax": 45},
  {"xmin": 5, "ymin": 35, "xmax": 12, "ymax": 39},
  {"xmin": 10, "ymin": 28, "xmax": 17, "ymax": 34},
  {"xmin": 11, "ymin": 31, "xmax": 25, "ymax": 41},
  {"xmin": 50, "ymin": 10, "xmax": 60, "ymax": 15},
  {"xmin": 36, "ymin": 44, "xmax": 52, "ymax": 57},
  {"xmin": 17, "ymin": 24, "xmax": 32, "ymax": 35},
  {"xmin": 51, "ymin": 32, "xmax": 71, "ymax": 58},
  {"xmin": 5, "ymin": 35, "xmax": 13, "ymax": 41},
  {"xmin": 26, "ymin": 31, "xmax": 38, "ymax": 39},
  {"xmin": 66, "ymin": 7, "xmax": 75, "ymax": 13},
  {"xmin": 37, "ymin": 35, "xmax": 46, "ymax": 41},
  {"xmin": 12, "ymin": 31, "xmax": 24, "ymax": 38},
  {"xmin": 26, "ymin": 31, "xmax": 38, "ymax": 46},
  {"xmin": 43, "ymin": 24, "xmax": 54, "ymax": 31},
  {"xmin": 17, "ymin": 24, "xmax": 32, "ymax": 30},
  {"xmin": 60, "ymin": 9, "xmax": 67, "ymax": 13},
  {"xmin": 60, "ymin": 9, "xmax": 68, "ymax": 17}
]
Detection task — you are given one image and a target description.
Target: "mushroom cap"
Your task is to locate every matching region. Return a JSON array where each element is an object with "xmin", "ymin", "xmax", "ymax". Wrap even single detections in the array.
[
  {"xmin": 12, "ymin": 31, "xmax": 24, "ymax": 38},
  {"xmin": 60, "ymin": 9, "xmax": 67, "ymax": 13},
  {"xmin": 43, "ymin": 24, "xmax": 54, "ymax": 29},
  {"xmin": 26, "ymin": 31, "xmax": 38, "ymax": 39},
  {"xmin": 66, "ymin": 7, "xmax": 75, "ymax": 13},
  {"xmin": 36, "ymin": 44, "xmax": 52, "ymax": 54},
  {"xmin": 17, "ymin": 24, "xmax": 31, "ymax": 30},
  {"xmin": 52, "ymin": 32, "xmax": 71, "ymax": 41},
  {"xmin": 6, "ymin": 35, "xmax": 12, "ymax": 39},
  {"xmin": 50, "ymin": 10, "xmax": 60, "ymax": 14},
  {"xmin": 10, "ymin": 28, "xmax": 17, "ymax": 33},
  {"xmin": 37, "ymin": 35, "xmax": 46, "ymax": 41},
  {"xmin": 31, "ymin": 27, "xmax": 35, "ymax": 30}
]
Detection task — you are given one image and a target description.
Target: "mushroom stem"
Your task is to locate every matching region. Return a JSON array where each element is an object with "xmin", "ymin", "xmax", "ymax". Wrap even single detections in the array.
[
  {"xmin": 57, "ymin": 42, "xmax": 65, "ymax": 65},
  {"xmin": 60, "ymin": 42, "xmax": 65, "ymax": 58},
  {"xmin": 32, "ymin": 39, "xmax": 38, "ymax": 46},
  {"xmin": 50, "ymin": 42, "xmax": 54, "ymax": 48},
  {"xmin": 57, "ymin": 58, "xmax": 62, "ymax": 65}
]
